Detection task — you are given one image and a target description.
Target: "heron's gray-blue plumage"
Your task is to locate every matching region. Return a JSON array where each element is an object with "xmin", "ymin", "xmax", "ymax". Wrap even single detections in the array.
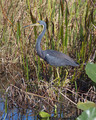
[
  {"xmin": 27, "ymin": 20, "xmax": 79, "ymax": 67},
  {"xmin": 42, "ymin": 50, "xmax": 78, "ymax": 67},
  {"xmin": 36, "ymin": 21, "xmax": 46, "ymax": 59}
]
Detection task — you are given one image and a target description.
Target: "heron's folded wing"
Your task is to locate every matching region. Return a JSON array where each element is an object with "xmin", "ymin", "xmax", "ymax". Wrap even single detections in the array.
[{"xmin": 43, "ymin": 50, "xmax": 78, "ymax": 67}]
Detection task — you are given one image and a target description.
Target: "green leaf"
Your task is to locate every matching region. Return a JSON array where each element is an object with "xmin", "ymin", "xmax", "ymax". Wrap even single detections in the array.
[
  {"xmin": 85, "ymin": 63, "xmax": 96, "ymax": 83},
  {"xmin": 76, "ymin": 108, "xmax": 96, "ymax": 120},
  {"xmin": 39, "ymin": 111, "xmax": 50, "ymax": 118},
  {"xmin": 77, "ymin": 101, "xmax": 96, "ymax": 111}
]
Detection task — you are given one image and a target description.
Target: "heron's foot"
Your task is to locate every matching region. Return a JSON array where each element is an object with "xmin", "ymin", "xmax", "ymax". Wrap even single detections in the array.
[{"xmin": 50, "ymin": 76, "xmax": 60, "ymax": 86}]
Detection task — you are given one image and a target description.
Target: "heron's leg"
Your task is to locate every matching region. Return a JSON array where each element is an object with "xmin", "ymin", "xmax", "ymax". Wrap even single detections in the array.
[
  {"xmin": 56, "ymin": 67, "xmax": 60, "ymax": 78},
  {"xmin": 50, "ymin": 67, "xmax": 60, "ymax": 85},
  {"xmin": 62, "ymin": 69, "xmax": 69, "ymax": 86},
  {"xmin": 56, "ymin": 67, "xmax": 60, "ymax": 85}
]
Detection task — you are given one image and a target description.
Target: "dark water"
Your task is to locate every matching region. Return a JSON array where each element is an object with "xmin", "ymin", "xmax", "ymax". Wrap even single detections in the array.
[
  {"xmin": 0, "ymin": 95, "xmax": 39, "ymax": 120},
  {"xmin": 0, "ymin": 93, "xmax": 77, "ymax": 120}
]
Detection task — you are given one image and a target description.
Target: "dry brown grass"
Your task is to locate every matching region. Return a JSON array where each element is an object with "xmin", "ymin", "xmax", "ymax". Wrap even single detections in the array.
[{"xmin": 0, "ymin": 1, "xmax": 96, "ymax": 117}]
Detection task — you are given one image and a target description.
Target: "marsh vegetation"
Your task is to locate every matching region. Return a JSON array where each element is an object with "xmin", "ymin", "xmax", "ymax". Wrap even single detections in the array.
[{"xmin": 0, "ymin": 0, "xmax": 96, "ymax": 119}]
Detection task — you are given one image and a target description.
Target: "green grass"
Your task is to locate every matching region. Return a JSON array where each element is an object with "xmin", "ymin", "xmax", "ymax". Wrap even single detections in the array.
[{"xmin": 0, "ymin": 0, "xmax": 96, "ymax": 84}]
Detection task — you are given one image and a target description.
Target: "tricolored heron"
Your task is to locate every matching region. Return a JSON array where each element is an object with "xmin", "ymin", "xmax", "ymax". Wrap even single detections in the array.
[{"xmin": 24, "ymin": 21, "xmax": 79, "ymax": 67}]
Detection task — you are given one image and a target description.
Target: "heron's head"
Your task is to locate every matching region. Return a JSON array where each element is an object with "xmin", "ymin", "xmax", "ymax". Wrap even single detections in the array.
[
  {"xmin": 38, "ymin": 21, "xmax": 46, "ymax": 26},
  {"xmin": 23, "ymin": 21, "xmax": 46, "ymax": 29}
]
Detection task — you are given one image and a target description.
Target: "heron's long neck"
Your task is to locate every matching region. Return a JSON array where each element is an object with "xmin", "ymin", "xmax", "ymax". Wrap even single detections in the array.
[{"xmin": 36, "ymin": 24, "xmax": 46, "ymax": 58}]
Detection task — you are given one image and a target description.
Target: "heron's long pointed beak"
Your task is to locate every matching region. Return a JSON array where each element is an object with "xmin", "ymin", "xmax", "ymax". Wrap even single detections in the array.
[{"xmin": 23, "ymin": 23, "xmax": 40, "ymax": 28}]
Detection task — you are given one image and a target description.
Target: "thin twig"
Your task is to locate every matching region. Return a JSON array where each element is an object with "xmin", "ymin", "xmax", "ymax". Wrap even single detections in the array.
[
  {"xmin": 59, "ymin": 91, "xmax": 77, "ymax": 106},
  {"xmin": 9, "ymin": 84, "xmax": 66, "ymax": 104}
]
